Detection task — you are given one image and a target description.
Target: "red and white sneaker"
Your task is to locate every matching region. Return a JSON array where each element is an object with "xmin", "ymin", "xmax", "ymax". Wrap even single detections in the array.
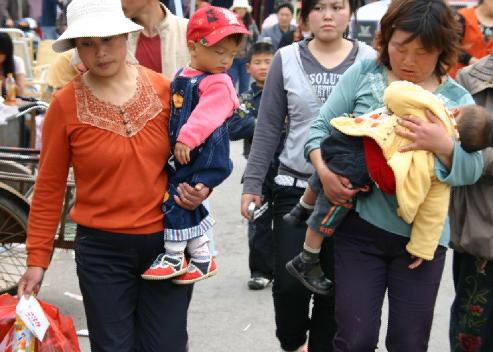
[
  {"xmin": 141, "ymin": 254, "xmax": 188, "ymax": 280},
  {"xmin": 172, "ymin": 258, "xmax": 217, "ymax": 284}
]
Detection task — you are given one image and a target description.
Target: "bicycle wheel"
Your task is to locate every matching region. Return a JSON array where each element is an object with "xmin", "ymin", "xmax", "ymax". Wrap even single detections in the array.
[
  {"xmin": 0, "ymin": 188, "xmax": 29, "ymax": 295},
  {"xmin": 0, "ymin": 159, "xmax": 34, "ymax": 195}
]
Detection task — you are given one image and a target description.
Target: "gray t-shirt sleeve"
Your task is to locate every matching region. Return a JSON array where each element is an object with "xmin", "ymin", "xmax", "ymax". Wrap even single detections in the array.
[{"xmin": 242, "ymin": 52, "xmax": 287, "ymax": 195}]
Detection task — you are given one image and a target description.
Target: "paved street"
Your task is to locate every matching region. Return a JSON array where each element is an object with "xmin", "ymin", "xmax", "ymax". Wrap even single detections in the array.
[{"xmin": 38, "ymin": 140, "xmax": 455, "ymax": 351}]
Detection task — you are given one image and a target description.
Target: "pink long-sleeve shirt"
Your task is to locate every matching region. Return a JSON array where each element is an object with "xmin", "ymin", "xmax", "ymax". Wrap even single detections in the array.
[{"xmin": 176, "ymin": 67, "xmax": 239, "ymax": 149}]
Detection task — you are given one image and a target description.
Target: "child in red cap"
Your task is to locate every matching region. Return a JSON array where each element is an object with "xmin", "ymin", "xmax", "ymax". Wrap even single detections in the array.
[{"xmin": 142, "ymin": 6, "xmax": 250, "ymax": 284}]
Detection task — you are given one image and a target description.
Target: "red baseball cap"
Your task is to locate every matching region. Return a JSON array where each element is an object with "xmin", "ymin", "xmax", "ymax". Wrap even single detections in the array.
[{"xmin": 187, "ymin": 6, "xmax": 250, "ymax": 47}]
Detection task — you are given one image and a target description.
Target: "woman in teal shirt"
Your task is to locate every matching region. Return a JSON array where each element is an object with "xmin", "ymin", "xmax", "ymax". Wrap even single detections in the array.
[{"xmin": 304, "ymin": 0, "xmax": 484, "ymax": 350}]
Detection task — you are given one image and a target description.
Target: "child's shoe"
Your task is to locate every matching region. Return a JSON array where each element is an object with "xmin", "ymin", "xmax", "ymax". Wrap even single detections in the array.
[
  {"xmin": 141, "ymin": 253, "xmax": 188, "ymax": 280},
  {"xmin": 285, "ymin": 254, "xmax": 333, "ymax": 296},
  {"xmin": 283, "ymin": 203, "xmax": 313, "ymax": 227},
  {"xmin": 172, "ymin": 257, "xmax": 217, "ymax": 284}
]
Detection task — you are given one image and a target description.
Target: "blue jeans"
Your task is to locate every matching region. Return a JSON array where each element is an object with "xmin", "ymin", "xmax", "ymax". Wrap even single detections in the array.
[
  {"xmin": 228, "ymin": 58, "xmax": 250, "ymax": 94},
  {"xmin": 41, "ymin": 26, "xmax": 58, "ymax": 39}
]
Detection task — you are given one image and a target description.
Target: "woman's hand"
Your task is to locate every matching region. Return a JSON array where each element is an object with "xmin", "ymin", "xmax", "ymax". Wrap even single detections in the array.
[
  {"xmin": 174, "ymin": 182, "xmax": 210, "ymax": 210},
  {"xmin": 318, "ymin": 164, "xmax": 358, "ymax": 205},
  {"xmin": 17, "ymin": 267, "xmax": 45, "ymax": 298},
  {"xmin": 396, "ymin": 110, "xmax": 454, "ymax": 169},
  {"xmin": 408, "ymin": 256, "xmax": 424, "ymax": 270},
  {"xmin": 309, "ymin": 148, "xmax": 357, "ymax": 205},
  {"xmin": 241, "ymin": 193, "xmax": 262, "ymax": 220}
]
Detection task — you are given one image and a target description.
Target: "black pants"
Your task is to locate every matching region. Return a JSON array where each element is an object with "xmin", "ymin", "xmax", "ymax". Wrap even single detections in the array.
[
  {"xmin": 272, "ymin": 185, "xmax": 335, "ymax": 351},
  {"xmin": 333, "ymin": 212, "xmax": 446, "ymax": 352},
  {"xmin": 248, "ymin": 167, "xmax": 275, "ymax": 279},
  {"xmin": 75, "ymin": 226, "xmax": 192, "ymax": 352}
]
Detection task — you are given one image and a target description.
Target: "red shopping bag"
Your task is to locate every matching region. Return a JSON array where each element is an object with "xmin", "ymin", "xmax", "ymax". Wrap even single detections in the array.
[{"xmin": 0, "ymin": 294, "xmax": 80, "ymax": 352}]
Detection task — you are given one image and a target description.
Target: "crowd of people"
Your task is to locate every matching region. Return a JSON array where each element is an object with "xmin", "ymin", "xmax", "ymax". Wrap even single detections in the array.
[{"xmin": 6, "ymin": 0, "xmax": 493, "ymax": 351}]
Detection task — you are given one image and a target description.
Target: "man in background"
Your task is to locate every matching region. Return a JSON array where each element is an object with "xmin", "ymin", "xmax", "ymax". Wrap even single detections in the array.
[
  {"xmin": 40, "ymin": 0, "xmax": 60, "ymax": 39},
  {"xmin": 258, "ymin": 2, "xmax": 295, "ymax": 50},
  {"xmin": 0, "ymin": 0, "xmax": 30, "ymax": 27},
  {"xmin": 122, "ymin": 0, "xmax": 189, "ymax": 80}
]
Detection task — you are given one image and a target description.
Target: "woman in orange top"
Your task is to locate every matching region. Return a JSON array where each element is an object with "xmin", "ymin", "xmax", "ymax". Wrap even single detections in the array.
[
  {"xmin": 16, "ymin": 0, "xmax": 210, "ymax": 350},
  {"xmin": 451, "ymin": 0, "xmax": 493, "ymax": 77}
]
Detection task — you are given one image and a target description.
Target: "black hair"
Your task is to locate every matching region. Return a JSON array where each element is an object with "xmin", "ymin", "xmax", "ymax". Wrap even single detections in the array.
[
  {"xmin": 299, "ymin": 0, "xmax": 360, "ymax": 31},
  {"xmin": 0, "ymin": 33, "xmax": 15, "ymax": 77},
  {"xmin": 276, "ymin": 2, "xmax": 294, "ymax": 14},
  {"xmin": 299, "ymin": 0, "xmax": 361, "ymax": 38},
  {"xmin": 375, "ymin": 0, "xmax": 461, "ymax": 78},
  {"xmin": 246, "ymin": 41, "xmax": 275, "ymax": 62},
  {"xmin": 227, "ymin": 33, "xmax": 245, "ymax": 45},
  {"xmin": 458, "ymin": 105, "xmax": 493, "ymax": 152}
]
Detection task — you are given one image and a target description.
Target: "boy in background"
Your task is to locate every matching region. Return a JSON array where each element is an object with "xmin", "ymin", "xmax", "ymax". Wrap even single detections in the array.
[{"xmin": 229, "ymin": 42, "xmax": 279, "ymax": 290}]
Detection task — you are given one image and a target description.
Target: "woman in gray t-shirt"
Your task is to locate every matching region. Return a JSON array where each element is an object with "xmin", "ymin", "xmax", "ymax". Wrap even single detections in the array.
[{"xmin": 240, "ymin": 0, "xmax": 376, "ymax": 350}]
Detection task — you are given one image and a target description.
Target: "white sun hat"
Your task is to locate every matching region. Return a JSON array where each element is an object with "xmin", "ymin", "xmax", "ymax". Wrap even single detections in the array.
[
  {"xmin": 52, "ymin": 0, "xmax": 143, "ymax": 53},
  {"xmin": 230, "ymin": 0, "xmax": 252, "ymax": 13}
]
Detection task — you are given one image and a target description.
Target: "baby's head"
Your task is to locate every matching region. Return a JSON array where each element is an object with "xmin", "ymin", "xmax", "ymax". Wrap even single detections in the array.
[
  {"xmin": 186, "ymin": 6, "xmax": 250, "ymax": 74},
  {"xmin": 457, "ymin": 105, "xmax": 493, "ymax": 152}
]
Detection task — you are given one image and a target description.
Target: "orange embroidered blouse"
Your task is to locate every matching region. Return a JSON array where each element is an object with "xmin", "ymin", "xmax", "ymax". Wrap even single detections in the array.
[{"xmin": 26, "ymin": 66, "xmax": 171, "ymax": 269}]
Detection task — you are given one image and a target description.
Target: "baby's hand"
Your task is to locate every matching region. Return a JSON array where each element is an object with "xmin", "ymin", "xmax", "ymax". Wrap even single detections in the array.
[
  {"xmin": 408, "ymin": 255, "xmax": 423, "ymax": 270},
  {"xmin": 175, "ymin": 142, "xmax": 191, "ymax": 164}
]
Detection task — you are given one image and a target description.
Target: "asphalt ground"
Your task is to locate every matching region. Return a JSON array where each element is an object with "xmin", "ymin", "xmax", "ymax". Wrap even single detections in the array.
[{"xmin": 37, "ymin": 140, "xmax": 455, "ymax": 351}]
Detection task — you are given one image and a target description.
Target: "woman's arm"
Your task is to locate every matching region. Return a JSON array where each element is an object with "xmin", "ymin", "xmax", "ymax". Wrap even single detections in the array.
[
  {"xmin": 13, "ymin": 55, "xmax": 26, "ymax": 96},
  {"xmin": 0, "ymin": 0, "xmax": 10, "ymax": 25},
  {"xmin": 241, "ymin": 52, "xmax": 287, "ymax": 218},
  {"xmin": 305, "ymin": 62, "xmax": 364, "ymax": 203},
  {"xmin": 397, "ymin": 112, "xmax": 483, "ymax": 186},
  {"xmin": 26, "ymin": 96, "xmax": 70, "ymax": 269},
  {"xmin": 15, "ymin": 72, "xmax": 24, "ymax": 96},
  {"xmin": 242, "ymin": 52, "xmax": 287, "ymax": 196},
  {"xmin": 20, "ymin": 95, "xmax": 71, "ymax": 297},
  {"xmin": 310, "ymin": 148, "xmax": 358, "ymax": 205}
]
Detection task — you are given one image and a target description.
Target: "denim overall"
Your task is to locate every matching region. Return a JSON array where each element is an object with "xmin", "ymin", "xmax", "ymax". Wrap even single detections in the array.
[{"xmin": 163, "ymin": 69, "xmax": 233, "ymax": 241}]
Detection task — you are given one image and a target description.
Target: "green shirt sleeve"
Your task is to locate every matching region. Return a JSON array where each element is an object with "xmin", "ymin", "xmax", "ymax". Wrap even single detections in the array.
[
  {"xmin": 434, "ymin": 88, "xmax": 483, "ymax": 186},
  {"xmin": 434, "ymin": 142, "xmax": 484, "ymax": 186}
]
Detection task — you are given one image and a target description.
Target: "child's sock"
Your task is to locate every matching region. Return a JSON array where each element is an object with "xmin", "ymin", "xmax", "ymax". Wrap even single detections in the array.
[
  {"xmin": 165, "ymin": 240, "xmax": 187, "ymax": 258},
  {"xmin": 187, "ymin": 236, "xmax": 211, "ymax": 263},
  {"xmin": 299, "ymin": 197, "xmax": 315, "ymax": 211},
  {"xmin": 301, "ymin": 242, "xmax": 320, "ymax": 263}
]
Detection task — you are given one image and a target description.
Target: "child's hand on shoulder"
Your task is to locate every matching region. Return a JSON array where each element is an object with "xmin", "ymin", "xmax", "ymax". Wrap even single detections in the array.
[{"xmin": 175, "ymin": 142, "xmax": 191, "ymax": 164}]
